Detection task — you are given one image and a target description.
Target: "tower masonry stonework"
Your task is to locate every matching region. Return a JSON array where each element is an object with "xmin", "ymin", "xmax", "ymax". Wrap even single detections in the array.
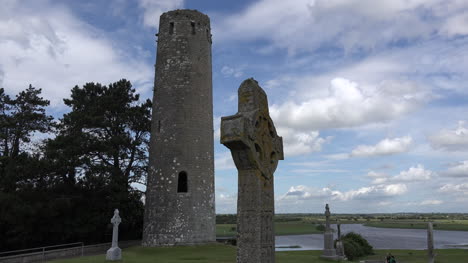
[{"xmin": 143, "ymin": 9, "xmax": 215, "ymax": 246}]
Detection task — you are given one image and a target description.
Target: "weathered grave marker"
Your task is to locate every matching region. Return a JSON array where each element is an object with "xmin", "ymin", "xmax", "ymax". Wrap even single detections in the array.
[
  {"xmin": 221, "ymin": 78, "xmax": 283, "ymax": 263},
  {"xmin": 106, "ymin": 209, "xmax": 122, "ymax": 261},
  {"xmin": 428, "ymin": 222, "xmax": 435, "ymax": 263},
  {"xmin": 335, "ymin": 220, "xmax": 345, "ymax": 258},
  {"xmin": 321, "ymin": 204, "xmax": 337, "ymax": 259}
]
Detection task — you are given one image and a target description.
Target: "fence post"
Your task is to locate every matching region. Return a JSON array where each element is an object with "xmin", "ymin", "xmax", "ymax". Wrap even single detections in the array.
[
  {"xmin": 81, "ymin": 243, "xmax": 84, "ymax": 257},
  {"xmin": 42, "ymin": 247, "xmax": 45, "ymax": 262}
]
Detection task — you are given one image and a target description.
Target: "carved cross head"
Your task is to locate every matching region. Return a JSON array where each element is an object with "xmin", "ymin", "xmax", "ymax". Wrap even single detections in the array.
[
  {"xmin": 111, "ymin": 209, "xmax": 121, "ymax": 225},
  {"xmin": 221, "ymin": 78, "xmax": 284, "ymax": 179}
]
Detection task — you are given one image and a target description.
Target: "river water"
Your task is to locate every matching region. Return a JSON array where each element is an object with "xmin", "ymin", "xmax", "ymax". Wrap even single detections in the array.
[{"xmin": 275, "ymin": 224, "xmax": 468, "ymax": 251}]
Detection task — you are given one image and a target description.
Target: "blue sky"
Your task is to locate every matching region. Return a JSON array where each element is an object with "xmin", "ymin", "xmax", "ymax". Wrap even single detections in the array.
[{"xmin": 1, "ymin": 0, "xmax": 468, "ymax": 213}]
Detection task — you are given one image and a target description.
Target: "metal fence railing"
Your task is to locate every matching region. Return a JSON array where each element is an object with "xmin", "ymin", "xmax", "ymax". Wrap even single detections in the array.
[{"xmin": 0, "ymin": 242, "xmax": 84, "ymax": 262}]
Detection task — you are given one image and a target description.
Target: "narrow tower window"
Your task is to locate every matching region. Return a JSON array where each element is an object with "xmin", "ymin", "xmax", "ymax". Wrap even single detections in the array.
[
  {"xmin": 177, "ymin": 171, "xmax": 188, "ymax": 193},
  {"xmin": 191, "ymin": 21, "xmax": 196, "ymax": 34},
  {"xmin": 169, "ymin": 22, "xmax": 174, "ymax": 34}
]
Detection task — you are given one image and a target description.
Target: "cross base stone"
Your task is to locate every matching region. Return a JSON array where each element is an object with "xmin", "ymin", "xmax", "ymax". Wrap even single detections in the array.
[
  {"xmin": 322, "ymin": 248, "xmax": 337, "ymax": 257},
  {"xmin": 320, "ymin": 254, "xmax": 346, "ymax": 261},
  {"xmin": 336, "ymin": 240, "xmax": 346, "ymax": 258},
  {"xmin": 106, "ymin": 247, "xmax": 121, "ymax": 261}
]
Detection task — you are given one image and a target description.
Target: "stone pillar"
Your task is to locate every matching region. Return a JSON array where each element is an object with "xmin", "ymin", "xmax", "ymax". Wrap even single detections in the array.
[
  {"xmin": 337, "ymin": 221, "xmax": 341, "ymax": 240},
  {"xmin": 428, "ymin": 222, "xmax": 435, "ymax": 263},
  {"xmin": 335, "ymin": 221, "xmax": 345, "ymax": 258},
  {"xmin": 321, "ymin": 204, "xmax": 337, "ymax": 259},
  {"xmin": 106, "ymin": 209, "xmax": 122, "ymax": 261},
  {"xmin": 221, "ymin": 78, "xmax": 284, "ymax": 263},
  {"xmin": 335, "ymin": 241, "xmax": 345, "ymax": 258}
]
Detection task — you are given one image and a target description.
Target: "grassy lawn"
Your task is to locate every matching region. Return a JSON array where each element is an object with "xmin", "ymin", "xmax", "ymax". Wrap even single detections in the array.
[
  {"xmin": 364, "ymin": 221, "xmax": 468, "ymax": 231},
  {"xmin": 48, "ymin": 245, "xmax": 336, "ymax": 263},
  {"xmin": 216, "ymin": 223, "xmax": 322, "ymax": 237},
  {"xmin": 49, "ymin": 245, "xmax": 468, "ymax": 263},
  {"xmin": 362, "ymin": 249, "xmax": 468, "ymax": 263}
]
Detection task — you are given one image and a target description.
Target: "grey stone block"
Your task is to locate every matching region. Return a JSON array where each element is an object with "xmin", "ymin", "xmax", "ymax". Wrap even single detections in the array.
[{"xmin": 105, "ymin": 247, "xmax": 121, "ymax": 261}]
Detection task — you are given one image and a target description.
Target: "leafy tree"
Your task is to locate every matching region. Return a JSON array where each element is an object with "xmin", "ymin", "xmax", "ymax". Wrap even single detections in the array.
[
  {"xmin": 316, "ymin": 224, "xmax": 326, "ymax": 232},
  {"xmin": 0, "ymin": 85, "xmax": 53, "ymax": 158},
  {"xmin": 0, "ymin": 88, "xmax": 12, "ymax": 157},
  {"xmin": 0, "ymin": 85, "xmax": 54, "ymax": 251},
  {"xmin": 0, "ymin": 85, "xmax": 53, "ymax": 192},
  {"xmin": 339, "ymin": 232, "xmax": 374, "ymax": 260},
  {"xmin": 43, "ymin": 79, "xmax": 152, "ymax": 244},
  {"xmin": 0, "ymin": 80, "xmax": 150, "ymax": 251},
  {"xmin": 58, "ymin": 79, "xmax": 151, "ymax": 191}
]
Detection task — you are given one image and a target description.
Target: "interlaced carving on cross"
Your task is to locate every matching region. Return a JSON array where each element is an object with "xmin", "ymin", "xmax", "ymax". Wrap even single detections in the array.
[{"xmin": 221, "ymin": 78, "xmax": 283, "ymax": 179}]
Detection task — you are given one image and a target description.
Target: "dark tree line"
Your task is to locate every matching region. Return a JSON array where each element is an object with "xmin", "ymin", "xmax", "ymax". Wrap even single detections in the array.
[{"xmin": 0, "ymin": 80, "xmax": 151, "ymax": 251}]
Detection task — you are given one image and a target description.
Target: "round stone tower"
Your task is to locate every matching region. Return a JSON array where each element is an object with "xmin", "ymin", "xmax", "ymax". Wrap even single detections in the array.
[{"xmin": 142, "ymin": 9, "xmax": 215, "ymax": 246}]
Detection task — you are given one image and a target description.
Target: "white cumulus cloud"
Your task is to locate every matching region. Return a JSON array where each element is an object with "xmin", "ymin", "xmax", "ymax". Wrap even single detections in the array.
[
  {"xmin": 368, "ymin": 165, "xmax": 433, "ymax": 184},
  {"xmin": 0, "ymin": 0, "xmax": 153, "ymax": 106},
  {"xmin": 138, "ymin": 0, "xmax": 184, "ymax": 28},
  {"xmin": 392, "ymin": 164, "xmax": 433, "ymax": 182},
  {"xmin": 351, "ymin": 136, "xmax": 413, "ymax": 157},
  {"xmin": 221, "ymin": 65, "xmax": 244, "ymax": 78},
  {"xmin": 442, "ymin": 161, "xmax": 468, "ymax": 177},
  {"xmin": 439, "ymin": 183, "xmax": 468, "ymax": 195},
  {"xmin": 270, "ymin": 78, "xmax": 425, "ymax": 131},
  {"xmin": 280, "ymin": 183, "xmax": 407, "ymax": 202},
  {"xmin": 277, "ymin": 127, "xmax": 329, "ymax": 157},
  {"xmin": 429, "ymin": 121, "xmax": 468, "ymax": 151},
  {"xmin": 420, "ymin": 200, "xmax": 443, "ymax": 205},
  {"xmin": 439, "ymin": 11, "xmax": 468, "ymax": 37},
  {"xmin": 214, "ymin": 0, "xmax": 468, "ymax": 54}
]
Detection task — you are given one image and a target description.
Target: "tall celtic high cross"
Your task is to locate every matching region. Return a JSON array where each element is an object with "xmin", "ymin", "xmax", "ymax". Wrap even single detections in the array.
[{"xmin": 221, "ymin": 78, "xmax": 283, "ymax": 263}]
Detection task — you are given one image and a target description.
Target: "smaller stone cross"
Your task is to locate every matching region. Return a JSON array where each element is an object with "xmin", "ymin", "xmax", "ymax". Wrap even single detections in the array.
[
  {"xmin": 337, "ymin": 220, "xmax": 341, "ymax": 240},
  {"xmin": 321, "ymin": 204, "xmax": 339, "ymax": 260},
  {"xmin": 106, "ymin": 209, "xmax": 122, "ymax": 261},
  {"xmin": 428, "ymin": 222, "xmax": 435, "ymax": 263},
  {"xmin": 111, "ymin": 209, "xmax": 121, "ymax": 247},
  {"xmin": 335, "ymin": 219, "xmax": 345, "ymax": 258}
]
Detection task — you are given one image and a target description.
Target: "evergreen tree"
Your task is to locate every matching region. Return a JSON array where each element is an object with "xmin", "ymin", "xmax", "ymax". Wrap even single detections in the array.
[
  {"xmin": 45, "ymin": 79, "xmax": 151, "ymax": 243},
  {"xmin": 0, "ymin": 86, "xmax": 54, "ymax": 251},
  {"xmin": 0, "ymin": 85, "xmax": 53, "ymax": 158},
  {"xmin": 59, "ymin": 79, "xmax": 151, "ymax": 191},
  {"xmin": 0, "ymin": 80, "xmax": 151, "ymax": 250}
]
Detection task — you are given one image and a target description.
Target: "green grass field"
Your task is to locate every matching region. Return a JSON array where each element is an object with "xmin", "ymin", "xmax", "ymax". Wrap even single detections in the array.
[
  {"xmin": 216, "ymin": 223, "xmax": 322, "ymax": 237},
  {"xmin": 49, "ymin": 245, "xmax": 468, "ymax": 263},
  {"xmin": 362, "ymin": 249, "xmax": 468, "ymax": 263}
]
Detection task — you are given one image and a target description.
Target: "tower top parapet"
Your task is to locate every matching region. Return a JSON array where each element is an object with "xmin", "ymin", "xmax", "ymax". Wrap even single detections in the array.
[
  {"xmin": 161, "ymin": 9, "xmax": 210, "ymax": 22},
  {"xmin": 158, "ymin": 9, "xmax": 211, "ymax": 42}
]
